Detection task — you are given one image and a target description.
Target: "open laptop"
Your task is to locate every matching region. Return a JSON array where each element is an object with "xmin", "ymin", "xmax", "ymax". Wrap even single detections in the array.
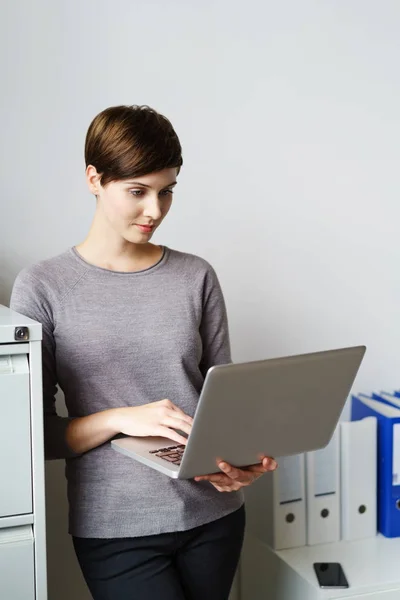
[{"xmin": 111, "ymin": 345, "xmax": 366, "ymax": 479}]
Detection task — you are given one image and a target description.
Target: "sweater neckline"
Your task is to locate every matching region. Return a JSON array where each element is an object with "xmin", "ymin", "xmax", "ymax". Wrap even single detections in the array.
[{"xmin": 69, "ymin": 245, "xmax": 169, "ymax": 276}]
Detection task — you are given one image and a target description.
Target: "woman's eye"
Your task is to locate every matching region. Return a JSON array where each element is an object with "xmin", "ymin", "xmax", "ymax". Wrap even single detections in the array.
[{"xmin": 128, "ymin": 189, "xmax": 173, "ymax": 197}]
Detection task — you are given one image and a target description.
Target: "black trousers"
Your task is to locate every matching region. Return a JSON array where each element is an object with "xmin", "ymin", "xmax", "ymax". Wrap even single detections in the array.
[{"xmin": 73, "ymin": 505, "xmax": 245, "ymax": 600}]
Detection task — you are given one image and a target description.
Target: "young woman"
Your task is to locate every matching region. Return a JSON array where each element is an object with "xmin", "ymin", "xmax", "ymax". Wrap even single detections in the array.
[{"xmin": 11, "ymin": 105, "xmax": 277, "ymax": 600}]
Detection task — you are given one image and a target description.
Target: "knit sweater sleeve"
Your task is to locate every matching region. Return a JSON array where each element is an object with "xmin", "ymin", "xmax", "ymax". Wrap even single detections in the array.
[
  {"xmin": 10, "ymin": 268, "xmax": 78, "ymax": 460},
  {"xmin": 198, "ymin": 264, "xmax": 232, "ymax": 377}
]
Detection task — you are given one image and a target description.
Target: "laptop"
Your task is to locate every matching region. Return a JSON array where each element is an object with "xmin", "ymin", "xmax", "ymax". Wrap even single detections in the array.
[{"xmin": 111, "ymin": 345, "xmax": 366, "ymax": 479}]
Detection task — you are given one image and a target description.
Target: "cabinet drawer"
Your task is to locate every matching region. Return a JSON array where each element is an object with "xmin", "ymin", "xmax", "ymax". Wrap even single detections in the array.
[
  {"xmin": 0, "ymin": 526, "xmax": 35, "ymax": 600},
  {"xmin": 0, "ymin": 354, "xmax": 32, "ymax": 517}
]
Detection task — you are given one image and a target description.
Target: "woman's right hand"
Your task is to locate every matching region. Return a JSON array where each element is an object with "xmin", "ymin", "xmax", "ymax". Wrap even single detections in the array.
[{"xmin": 112, "ymin": 399, "xmax": 193, "ymax": 446}]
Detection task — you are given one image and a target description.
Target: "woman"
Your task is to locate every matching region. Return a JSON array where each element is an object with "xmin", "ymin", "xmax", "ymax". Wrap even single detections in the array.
[{"xmin": 11, "ymin": 105, "xmax": 277, "ymax": 600}]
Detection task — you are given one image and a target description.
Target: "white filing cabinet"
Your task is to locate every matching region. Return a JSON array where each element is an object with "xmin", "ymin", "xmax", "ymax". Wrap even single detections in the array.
[
  {"xmin": 240, "ymin": 532, "xmax": 400, "ymax": 600},
  {"xmin": 0, "ymin": 304, "xmax": 47, "ymax": 600}
]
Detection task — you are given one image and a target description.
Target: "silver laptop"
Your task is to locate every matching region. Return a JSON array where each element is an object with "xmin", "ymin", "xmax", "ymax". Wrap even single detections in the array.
[{"xmin": 111, "ymin": 345, "xmax": 366, "ymax": 479}]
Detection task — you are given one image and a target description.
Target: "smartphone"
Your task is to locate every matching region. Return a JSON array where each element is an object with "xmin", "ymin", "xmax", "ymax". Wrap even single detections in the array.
[{"xmin": 313, "ymin": 562, "xmax": 349, "ymax": 589}]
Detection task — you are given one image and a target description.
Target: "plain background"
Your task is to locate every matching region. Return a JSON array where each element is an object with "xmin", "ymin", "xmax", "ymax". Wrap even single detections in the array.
[{"xmin": 1, "ymin": 1, "xmax": 399, "ymax": 598}]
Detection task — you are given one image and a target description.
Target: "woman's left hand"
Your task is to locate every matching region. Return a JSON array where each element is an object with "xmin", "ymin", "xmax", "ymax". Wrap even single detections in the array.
[{"xmin": 194, "ymin": 457, "xmax": 278, "ymax": 492}]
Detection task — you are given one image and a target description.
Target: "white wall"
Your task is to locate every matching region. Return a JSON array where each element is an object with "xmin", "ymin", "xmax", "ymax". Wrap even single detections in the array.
[{"xmin": 1, "ymin": 1, "xmax": 400, "ymax": 598}]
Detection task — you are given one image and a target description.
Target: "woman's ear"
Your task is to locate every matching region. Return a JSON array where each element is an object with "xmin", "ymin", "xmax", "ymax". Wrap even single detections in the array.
[{"xmin": 86, "ymin": 165, "xmax": 101, "ymax": 196}]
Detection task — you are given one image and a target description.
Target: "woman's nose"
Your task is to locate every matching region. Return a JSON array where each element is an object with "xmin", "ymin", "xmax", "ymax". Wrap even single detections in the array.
[{"xmin": 142, "ymin": 195, "xmax": 162, "ymax": 221}]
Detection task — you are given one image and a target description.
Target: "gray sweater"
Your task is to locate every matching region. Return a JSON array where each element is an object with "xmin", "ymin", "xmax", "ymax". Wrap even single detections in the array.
[{"xmin": 10, "ymin": 246, "xmax": 243, "ymax": 538}]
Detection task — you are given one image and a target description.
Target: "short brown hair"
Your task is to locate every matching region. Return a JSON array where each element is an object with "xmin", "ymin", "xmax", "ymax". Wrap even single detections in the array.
[{"xmin": 85, "ymin": 105, "xmax": 183, "ymax": 186}]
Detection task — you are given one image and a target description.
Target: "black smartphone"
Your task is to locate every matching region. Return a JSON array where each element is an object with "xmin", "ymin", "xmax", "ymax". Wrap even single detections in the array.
[{"xmin": 313, "ymin": 562, "xmax": 349, "ymax": 589}]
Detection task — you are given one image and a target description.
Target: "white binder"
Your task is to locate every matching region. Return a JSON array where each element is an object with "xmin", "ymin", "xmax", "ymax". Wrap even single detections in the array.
[
  {"xmin": 340, "ymin": 416, "xmax": 377, "ymax": 541},
  {"xmin": 306, "ymin": 429, "xmax": 340, "ymax": 545},
  {"xmin": 244, "ymin": 453, "xmax": 306, "ymax": 550},
  {"xmin": 272, "ymin": 453, "xmax": 306, "ymax": 549}
]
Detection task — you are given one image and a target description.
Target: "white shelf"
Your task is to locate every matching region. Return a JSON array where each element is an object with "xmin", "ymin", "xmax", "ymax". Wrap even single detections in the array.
[
  {"xmin": 277, "ymin": 534, "xmax": 400, "ymax": 597},
  {"xmin": 241, "ymin": 533, "xmax": 400, "ymax": 600}
]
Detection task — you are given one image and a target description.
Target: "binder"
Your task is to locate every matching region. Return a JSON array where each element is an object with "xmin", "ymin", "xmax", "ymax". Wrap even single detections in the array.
[
  {"xmin": 244, "ymin": 453, "xmax": 306, "ymax": 550},
  {"xmin": 351, "ymin": 394, "xmax": 400, "ymax": 538},
  {"xmin": 272, "ymin": 453, "xmax": 307, "ymax": 549},
  {"xmin": 340, "ymin": 417, "xmax": 377, "ymax": 541},
  {"xmin": 306, "ymin": 429, "xmax": 340, "ymax": 545},
  {"xmin": 372, "ymin": 392, "xmax": 400, "ymax": 410}
]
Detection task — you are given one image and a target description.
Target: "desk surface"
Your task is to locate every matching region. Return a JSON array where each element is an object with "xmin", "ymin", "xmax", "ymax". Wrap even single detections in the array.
[{"xmin": 276, "ymin": 534, "xmax": 400, "ymax": 597}]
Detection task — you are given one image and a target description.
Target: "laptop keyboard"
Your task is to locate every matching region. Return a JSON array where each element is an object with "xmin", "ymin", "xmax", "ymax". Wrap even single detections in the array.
[{"xmin": 149, "ymin": 444, "xmax": 185, "ymax": 466}]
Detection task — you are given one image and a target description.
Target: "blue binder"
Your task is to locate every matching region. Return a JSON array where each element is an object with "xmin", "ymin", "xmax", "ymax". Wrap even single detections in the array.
[
  {"xmin": 351, "ymin": 394, "xmax": 400, "ymax": 538},
  {"xmin": 372, "ymin": 392, "xmax": 400, "ymax": 410}
]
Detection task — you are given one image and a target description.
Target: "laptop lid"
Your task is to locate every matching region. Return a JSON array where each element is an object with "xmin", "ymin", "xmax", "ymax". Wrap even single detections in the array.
[{"xmin": 177, "ymin": 345, "xmax": 365, "ymax": 479}]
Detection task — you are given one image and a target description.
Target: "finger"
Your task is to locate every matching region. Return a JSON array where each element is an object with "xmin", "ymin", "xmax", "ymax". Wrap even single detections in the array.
[
  {"xmin": 250, "ymin": 457, "xmax": 278, "ymax": 472},
  {"xmin": 196, "ymin": 469, "xmax": 251, "ymax": 485},
  {"xmin": 211, "ymin": 484, "xmax": 228, "ymax": 492},
  {"xmin": 199, "ymin": 475, "xmax": 251, "ymax": 489},
  {"xmin": 210, "ymin": 482, "xmax": 230, "ymax": 492},
  {"xmin": 162, "ymin": 416, "xmax": 192, "ymax": 437},
  {"xmin": 166, "ymin": 403, "xmax": 194, "ymax": 425},
  {"xmin": 194, "ymin": 473, "xmax": 232, "ymax": 484},
  {"xmin": 260, "ymin": 456, "xmax": 278, "ymax": 470},
  {"xmin": 156, "ymin": 427, "xmax": 188, "ymax": 446},
  {"xmin": 219, "ymin": 462, "xmax": 264, "ymax": 486},
  {"xmin": 245, "ymin": 464, "xmax": 270, "ymax": 475},
  {"xmin": 194, "ymin": 474, "xmax": 230, "ymax": 484},
  {"xmin": 241, "ymin": 457, "xmax": 278, "ymax": 474},
  {"xmin": 211, "ymin": 482, "xmax": 242, "ymax": 493},
  {"xmin": 266, "ymin": 457, "xmax": 278, "ymax": 470},
  {"xmin": 212, "ymin": 483, "xmax": 231, "ymax": 492},
  {"xmin": 218, "ymin": 462, "xmax": 243, "ymax": 480}
]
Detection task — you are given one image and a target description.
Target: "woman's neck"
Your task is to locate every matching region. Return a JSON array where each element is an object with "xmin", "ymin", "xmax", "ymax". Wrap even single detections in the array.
[{"xmin": 75, "ymin": 232, "xmax": 163, "ymax": 273}]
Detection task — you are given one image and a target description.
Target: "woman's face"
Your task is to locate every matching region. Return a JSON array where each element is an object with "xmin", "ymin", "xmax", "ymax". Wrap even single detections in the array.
[{"xmin": 87, "ymin": 167, "xmax": 178, "ymax": 243}]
